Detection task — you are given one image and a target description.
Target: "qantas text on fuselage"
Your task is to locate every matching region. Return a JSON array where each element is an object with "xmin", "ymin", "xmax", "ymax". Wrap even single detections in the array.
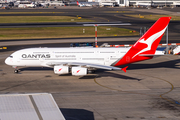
[{"xmin": 21, "ymin": 54, "xmax": 51, "ymax": 58}]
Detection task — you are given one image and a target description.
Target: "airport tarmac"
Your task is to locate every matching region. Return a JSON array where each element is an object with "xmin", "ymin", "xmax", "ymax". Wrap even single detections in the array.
[{"xmin": 1, "ymin": 49, "xmax": 180, "ymax": 120}]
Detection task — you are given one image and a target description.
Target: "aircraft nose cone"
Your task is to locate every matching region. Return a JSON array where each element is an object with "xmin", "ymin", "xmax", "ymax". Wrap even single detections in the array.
[{"xmin": 5, "ymin": 57, "xmax": 10, "ymax": 65}]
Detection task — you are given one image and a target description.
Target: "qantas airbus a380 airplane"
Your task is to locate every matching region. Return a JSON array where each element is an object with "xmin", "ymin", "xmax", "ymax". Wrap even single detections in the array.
[{"xmin": 5, "ymin": 17, "xmax": 171, "ymax": 76}]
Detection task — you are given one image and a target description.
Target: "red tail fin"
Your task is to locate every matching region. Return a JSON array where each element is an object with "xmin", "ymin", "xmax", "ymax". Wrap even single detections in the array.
[
  {"xmin": 114, "ymin": 17, "xmax": 171, "ymax": 66},
  {"xmin": 77, "ymin": 1, "xmax": 79, "ymax": 5}
]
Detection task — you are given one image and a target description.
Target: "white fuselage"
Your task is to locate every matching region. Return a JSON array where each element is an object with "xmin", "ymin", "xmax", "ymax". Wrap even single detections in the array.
[{"xmin": 5, "ymin": 47, "xmax": 130, "ymax": 67}]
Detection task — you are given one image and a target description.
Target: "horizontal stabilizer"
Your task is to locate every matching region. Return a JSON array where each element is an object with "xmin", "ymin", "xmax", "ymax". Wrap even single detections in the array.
[
  {"xmin": 139, "ymin": 54, "xmax": 163, "ymax": 56},
  {"xmin": 121, "ymin": 66, "xmax": 128, "ymax": 73}
]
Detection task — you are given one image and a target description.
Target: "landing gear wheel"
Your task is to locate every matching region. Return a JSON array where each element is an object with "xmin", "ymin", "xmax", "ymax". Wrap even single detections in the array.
[{"xmin": 14, "ymin": 69, "xmax": 19, "ymax": 73}]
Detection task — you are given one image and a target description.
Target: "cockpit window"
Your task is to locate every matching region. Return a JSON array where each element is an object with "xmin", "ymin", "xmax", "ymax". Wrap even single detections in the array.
[{"xmin": 9, "ymin": 56, "xmax": 13, "ymax": 58}]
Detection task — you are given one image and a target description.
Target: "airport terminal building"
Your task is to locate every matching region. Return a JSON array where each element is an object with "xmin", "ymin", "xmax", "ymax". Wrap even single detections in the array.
[
  {"xmin": 91, "ymin": 0, "xmax": 180, "ymax": 7},
  {"xmin": 120, "ymin": 0, "xmax": 180, "ymax": 7},
  {"xmin": 1, "ymin": 0, "xmax": 180, "ymax": 7}
]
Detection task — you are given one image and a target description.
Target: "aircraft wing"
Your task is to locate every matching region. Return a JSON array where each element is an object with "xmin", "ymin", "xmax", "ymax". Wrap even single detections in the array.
[{"xmin": 46, "ymin": 62, "xmax": 128, "ymax": 72}]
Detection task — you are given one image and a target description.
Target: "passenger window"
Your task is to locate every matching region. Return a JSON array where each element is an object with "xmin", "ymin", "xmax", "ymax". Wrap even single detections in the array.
[{"xmin": 9, "ymin": 56, "xmax": 13, "ymax": 58}]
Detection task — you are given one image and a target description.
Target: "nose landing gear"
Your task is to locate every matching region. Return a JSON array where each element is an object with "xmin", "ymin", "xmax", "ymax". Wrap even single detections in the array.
[
  {"xmin": 14, "ymin": 69, "xmax": 19, "ymax": 73},
  {"xmin": 13, "ymin": 66, "xmax": 19, "ymax": 74}
]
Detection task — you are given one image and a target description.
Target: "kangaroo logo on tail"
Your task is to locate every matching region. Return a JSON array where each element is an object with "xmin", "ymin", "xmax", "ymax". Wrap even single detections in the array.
[
  {"xmin": 113, "ymin": 17, "xmax": 171, "ymax": 66},
  {"xmin": 132, "ymin": 26, "xmax": 167, "ymax": 58}
]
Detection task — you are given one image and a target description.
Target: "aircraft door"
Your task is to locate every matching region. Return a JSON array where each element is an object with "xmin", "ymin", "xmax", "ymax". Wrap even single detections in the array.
[{"xmin": 104, "ymin": 56, "xmax": 110, "ymax": 65}]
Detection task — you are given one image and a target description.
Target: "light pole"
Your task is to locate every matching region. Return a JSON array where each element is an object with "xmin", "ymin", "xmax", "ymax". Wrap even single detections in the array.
[
  {"xmin": 94, "ymin": 24, "xmax": 98, "ymax": 47},
  {"xmin": 83, "ymin": 23, "xmax": 131, "ymax": 48},
  {"xmin": 165, "ymin": 0, "xmax": 167, "ymax": 7},
  {"xmin": 166, "ymin": 25, "xmax": 168, "ymax": 54}
]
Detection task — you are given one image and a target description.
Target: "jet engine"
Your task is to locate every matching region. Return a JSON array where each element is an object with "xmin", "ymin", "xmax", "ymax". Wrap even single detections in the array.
[
  {"xmin": 72, "ymin": 67, "xmax": 87, "ymax": 76},
  {"xmin": 54, "ymin": 66, "xmax": 69, "ymax": 75}
]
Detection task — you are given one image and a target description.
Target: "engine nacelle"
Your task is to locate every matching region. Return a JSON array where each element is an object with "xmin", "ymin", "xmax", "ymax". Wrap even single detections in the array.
[
  {"xmin": 54, "ymin": 66, "xmax": 69, "ymax": 75},
  {"xmin": 72, "ymin": 67, "xmax": 87, "ymax": 76}
]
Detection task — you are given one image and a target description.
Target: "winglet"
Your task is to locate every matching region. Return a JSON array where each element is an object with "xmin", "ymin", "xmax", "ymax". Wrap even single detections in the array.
[{"xmin": 122, "ymin": 66, "xmax": 128, "ymax": 73}]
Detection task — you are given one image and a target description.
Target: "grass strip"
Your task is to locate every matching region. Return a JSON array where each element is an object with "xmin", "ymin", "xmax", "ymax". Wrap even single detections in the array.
[
  {"xmin": 0, "ymin": 12, "xmax": 64, "ymax": 14},
  {"xmin": 0, "ymin": 26, "xmax": 139, "ymax": 40},
  {"xmin": 125, "ymin": 14, "xmax": 180, "ymax": 21},
  {"xmin": 0, "ymin": 16, "xmax": 93, "ymax": 23}
]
